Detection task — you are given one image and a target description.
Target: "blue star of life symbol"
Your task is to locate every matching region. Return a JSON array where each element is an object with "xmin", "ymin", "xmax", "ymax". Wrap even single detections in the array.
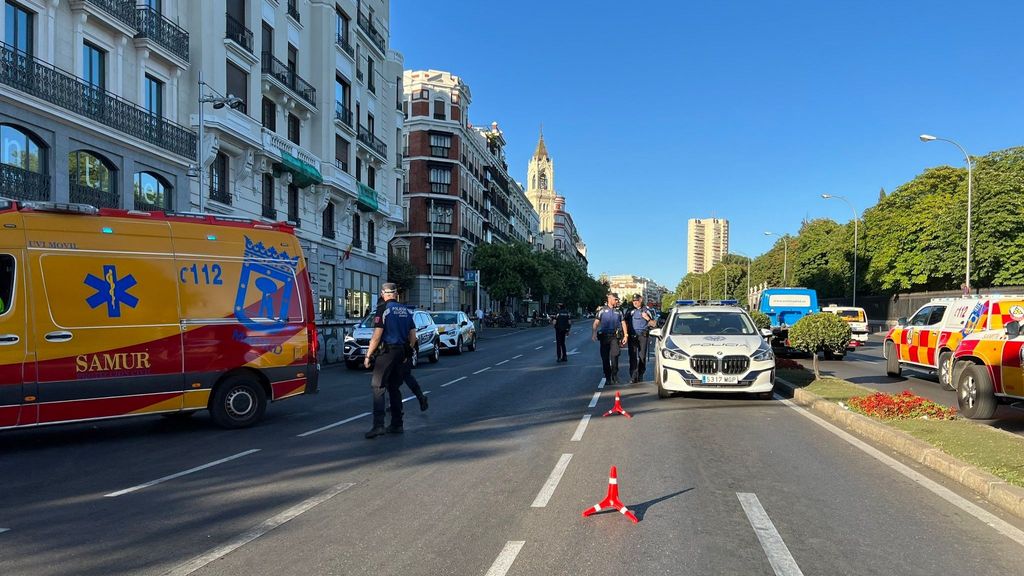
[{"xmin": 84, "ymin": 265, "xmax": 139, "ymax": 318}]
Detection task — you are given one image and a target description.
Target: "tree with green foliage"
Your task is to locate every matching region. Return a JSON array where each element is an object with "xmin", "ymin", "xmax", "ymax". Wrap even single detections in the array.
[
  {"xmin": 793, "ymin": 219, "xmax": 851, "ymax": 299},
  {"xmin": 787, "ymin": 313, "xmax": 852, "ymax": 378},
  {"xmin": 387, "ymin": 253, "xmax": 416, "ymax": 296},
  {"xmin": 750, "ymin": 311, "xmax": 771, "ymax": 332}
]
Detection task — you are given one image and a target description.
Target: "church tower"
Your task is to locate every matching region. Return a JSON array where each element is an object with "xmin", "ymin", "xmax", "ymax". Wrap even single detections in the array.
[{"xmin": 526, "ymin": 130, "xmax": 556, "ymax": 233}]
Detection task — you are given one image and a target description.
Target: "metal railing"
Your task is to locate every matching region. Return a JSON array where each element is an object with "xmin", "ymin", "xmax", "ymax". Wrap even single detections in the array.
[
  {"xmin": 135, "ymin": 199, "xmax": 169, "ymax": 212},
  {"xmin": 335, "ymin": 34, "xmax": 354, "ymax": 57},
  {"xmin": 0, "ymin": 43, "xmax": 196, "ymax": 159},
  {"xmin": 357, "ymin": 12, "xmax": 386, "ymax": 53},
  {"xmin": 70, "ymin": 183, "xmax": 119, "ymax": 208},
  {"xmin": 261, "ymin": 52, "xmax": 317, "ymax": 107},
  {"xmin": 334, "ymin": 158, "xmax": 348, "ymax": 173},
  {"xmin": 136, "ymin": 7, "xmax": 189, "ymax": 62},
  {"xmin": 357, "ymin": 124, "xmax": 387, "ymax": 158},
  {"xmin": 262, "ymin": 204, "xmax": 276, "ymax": 220},
  {"xmin": 0, "ymin": 164, "xmax": 50, "ymax": 202},
  {"xmin": 84, "ymin": 0, "xmax": 137, "ymax": 30},
  {"xmin": 334, "ymin": 102, "xmax": 352, "ymax": 126},
  {"xmin": 287, "ymin": 0, "xmax": 300, "ymax": 22},
  {"xmin": 209, "ymin": 183, "xmax": 231, "ymax": 205},
  {"xmin": 225, "ymin": 13, "xmax": 254, "ymax": 54}
]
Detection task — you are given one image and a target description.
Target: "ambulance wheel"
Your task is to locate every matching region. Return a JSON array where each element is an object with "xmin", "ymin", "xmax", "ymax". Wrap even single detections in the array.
[
  {"xmin": 210, "ymin": 375, "xmax": 267, "ymax": 429},
  {"xmin": 938, "ymin": 351, "xmax": 954, "ymax": 391},
  {"xmin": 455, "ymin": 337, "xmax": 464, "ymax": 355},
  {"xmin": 885, "ymin": 341, "xmax": 902, "ymax": 378},
  {"xmin": 429, "ymin": 340, "xmax": 440, "ymax": 363},
  {"xmin": 957, "ymin": 364, "xmax": 997, "ymax": 420}
]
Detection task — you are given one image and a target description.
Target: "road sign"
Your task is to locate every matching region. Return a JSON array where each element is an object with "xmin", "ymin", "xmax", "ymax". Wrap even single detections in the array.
[{"xmin": 465, "ymin": 269, "xmax": 478, "ymax": 287}]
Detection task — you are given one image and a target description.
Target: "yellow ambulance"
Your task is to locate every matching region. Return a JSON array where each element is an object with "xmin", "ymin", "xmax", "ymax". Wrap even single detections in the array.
[{"xmin": 0, "ymin": 199, "xmax": 319, "ymax": 430}]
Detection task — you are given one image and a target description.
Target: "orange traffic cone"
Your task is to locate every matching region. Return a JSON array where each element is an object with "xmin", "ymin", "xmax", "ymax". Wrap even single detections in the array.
[
  {"xmin": 582, "ymin": 466, "xmax": 639, "ymax": 523},
  {"xmin": 602, "ymin": 391, "xmax": 632, "ymax": 418}
]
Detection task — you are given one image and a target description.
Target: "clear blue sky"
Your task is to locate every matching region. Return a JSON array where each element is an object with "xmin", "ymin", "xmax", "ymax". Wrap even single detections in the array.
[{"xmin": 393, "ymin": 0, "xmax": 1024, "ymax": 289}]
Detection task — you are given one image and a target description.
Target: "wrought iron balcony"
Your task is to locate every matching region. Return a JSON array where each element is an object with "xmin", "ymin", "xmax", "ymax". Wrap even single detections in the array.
[
  {"xmin": 0, "ymin": 164, "xmax": 51, "ymax": 202},
  {"xmin": 336, "ymin": 35, "xmax": 354, "ymax": 57},
  {"xmin": 70, "ymin": 183, "xmax": 119, "ymax": 208},
  {"xmin": 225, "ymin": 13, "xmax": 254, "ymax": 54},
  {"xmin": 135, "ymin": 199, "xmax": 169, "ymax": 212},
  {"xmin": 261, "ymin": 52, "xmax": 317, "ymax": 108},
  {"xmin": 262, "ymin": 204, "xmax": 276, "ymax": 220},
  {"xmin": 334, "ymin": 102, "xmax": 353, "ymax": 127},
  {"xmin": 323, "ymin": 225, "xmax": 336, "ymax": 240},
  {"xmin": 357, "ymin": 125, "xmax": 387, "ymax": 159},
  {"xmin": 136, "ymin": 6, "xmax": 189, "ymax": 63},
  {"xmin": 0, "ymin": 43, "xmax": 196, "ymax": 159},
  {"xmin": 357, "ymin": 12, "xmax": 386, "ymax": 54},
  {"xmin": 209, "ymin": 184, "xmax": 231, "ymax": 205},
  {"xmin": 80, "ymin": 0, "xmax": 137, "ymax": 30}
]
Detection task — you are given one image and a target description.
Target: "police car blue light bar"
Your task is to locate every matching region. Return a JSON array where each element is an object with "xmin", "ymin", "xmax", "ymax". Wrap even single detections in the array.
[
  {"xmin": 708, "ymin": 300, "xmax": 739, "ymax": 306},
  {"xmin": 675, "ymin": 300, "xmax": 696, "ymax": 306}
]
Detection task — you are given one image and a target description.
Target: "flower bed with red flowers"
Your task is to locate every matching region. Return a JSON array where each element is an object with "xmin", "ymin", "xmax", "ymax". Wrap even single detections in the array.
[
  {"xmin": 775, "ymin": 357, "xmax": 805, "ymax": 370},
  {"xmin": 847, "ymin": 390, "xmax": 957, "ymax": 420}
]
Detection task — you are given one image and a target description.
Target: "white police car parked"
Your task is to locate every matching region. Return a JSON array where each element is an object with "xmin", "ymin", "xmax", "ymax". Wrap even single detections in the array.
[
  {"xmin": 430, "ymin": 310, "xmax": 477, "ymax": 354},
  {"xmin": 649, "ymin": 300, "xmax": 775, "ymax": 399}
]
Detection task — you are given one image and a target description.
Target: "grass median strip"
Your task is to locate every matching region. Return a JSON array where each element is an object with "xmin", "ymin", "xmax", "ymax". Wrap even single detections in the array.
[{"xmin": 779, "ymin": 368, "xmax": 1024, "ymax": 489}]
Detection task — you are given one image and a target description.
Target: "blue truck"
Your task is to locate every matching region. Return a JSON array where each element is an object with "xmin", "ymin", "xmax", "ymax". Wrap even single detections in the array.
[{"xmin": 756, "ymin": 287, "xmax": 820, "ymax": 353}]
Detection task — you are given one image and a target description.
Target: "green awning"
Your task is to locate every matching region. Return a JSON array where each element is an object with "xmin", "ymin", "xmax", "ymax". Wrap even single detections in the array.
[
  {"xmin": 357, "ymin": 182, "xmax": 379, "ymax": 212},
  {"xmin": 273, "ymin": 150, "xmax": 323, "ymax": 188}
]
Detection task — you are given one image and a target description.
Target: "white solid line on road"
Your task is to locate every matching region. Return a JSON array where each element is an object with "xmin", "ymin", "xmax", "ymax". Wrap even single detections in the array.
[
  {"xmin": 532, "ymin": 453, "xmax": 573, "ymax": 508},
  {"xmin": 297, "ymin": 412, "xmax": 371, "ymax": 437},
  {"xmin": 598, "ymin": 377, "xmax": 606, "ymax": 389},
  {"xmin": 535, "ymin": 345, "xmax": 544, "ymax": 350},
  {"xmin": 571, "ymin": 414, "xmax": 592, "ymax": 442},
  {"xmin": 473, "ymin": 367, "xmax": 491, "ymax": 374},
  {"xmin": 588, "ymin": 391, "xmax": 602, "ymax": 408},
  {"xmin": 737, "ymin": 492, "xmax": 805, "ymax": 576},
  {"xmin": 106, "ymin": 449, "xmax": 261, "ymax": 497},
  {"xmin": 484, "ymin": 541, "xmax": 526, "ymax": 576},
  {"xmin": 441, "ymin": 376, "xmax": 467, "ymax": 387},
  {"xmin": 164, "ymin": 482, "xmax": 355, "ymax": 576},
  {"xmin": 776, "ymin": 393, "xmax": 1024, "ymax": 547},
  {"xmin": 496, "ymin": 360, "xmax": 509, "ymax": 365},
  {"xmin": 513, "ymin": 354, "xmax": 523, "ymax": 359}
]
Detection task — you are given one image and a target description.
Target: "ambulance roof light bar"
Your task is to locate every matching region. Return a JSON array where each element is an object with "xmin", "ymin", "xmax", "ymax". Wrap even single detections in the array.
[{"xmin": 20, "ymin": 201, "xmax": 100, "ymax": 215}]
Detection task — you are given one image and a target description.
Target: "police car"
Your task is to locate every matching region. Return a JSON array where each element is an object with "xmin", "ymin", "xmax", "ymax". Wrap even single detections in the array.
[{"xmin": 648, "ymin": 300, "xmax": 776, "ymax": 399}]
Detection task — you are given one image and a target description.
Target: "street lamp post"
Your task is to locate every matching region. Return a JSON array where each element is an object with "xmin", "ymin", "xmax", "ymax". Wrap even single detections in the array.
[
  {"xmin": 764, "ymin": 231, "xmax": 788, "ymax": 287},
  {"xmin": 920, "ymin": 134, "xmax": 973, "ymax": 293},
  {"xmin": 821, "ymin": 194, "xmax": 859, "ymax": 307},
  {"xmin": 196, "ymin": 70, "xmax": 243, "ymax": 213}
]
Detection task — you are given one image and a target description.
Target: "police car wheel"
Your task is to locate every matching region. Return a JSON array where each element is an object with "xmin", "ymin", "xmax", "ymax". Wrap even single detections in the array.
[
  {"xmin": 455, "ymin": 337, "xmax": 464, "ymax": 355},
  {"xmin": 429, "ymin": 341, "xmax": 440, "ymax": 363},
  {"xmin": 957, "ymin": 364, "xmax": 997, "ymax": 420},
  {"xmin": 938, "ymin": 351, "xmax": 954, "ymax": 391},
  {"xmin": 885, "ymin": 341, "xmax": 902, "ymax": 378},
  {"xmin": 210, "ymin": 375, "xmax": 267, "ymax": 429}
]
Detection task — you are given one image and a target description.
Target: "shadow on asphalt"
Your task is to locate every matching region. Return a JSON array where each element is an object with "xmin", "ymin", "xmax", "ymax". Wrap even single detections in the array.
[{"xmin": 630, "ymin": 487, "xmax": 695, "ymax": 521}]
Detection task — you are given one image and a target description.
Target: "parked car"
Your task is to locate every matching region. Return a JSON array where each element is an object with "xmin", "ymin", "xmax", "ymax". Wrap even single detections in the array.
[
  {"xmin": 430, "ymin": 310, "xmax": 477, "ymax": 354},
  {"xmin": 648, "ymin": 300, "xmax": 775, "ymax": 400},
  {"xmin": 822, "ymin": 305, "xmax": 870, "ymax": 349},
  {"xmin": 883, "ymin": 295, "xmax": 1024, "ymax": 389},
  {"xmin": 344, "ymin": 308, "xmax": 441, "ymax": 369}
]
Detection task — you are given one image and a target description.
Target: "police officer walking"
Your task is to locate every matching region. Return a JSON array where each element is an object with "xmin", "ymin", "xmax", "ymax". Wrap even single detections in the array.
[
  {"xmin": 626, "ymin": 293, "xmax": 655, "ymax": 383},
  {"xmin": 364, "ymin": 283, "xmax": 417, "ymax": 439},
  {"xmin": 592, "ymin": 293, "xmax": 628, "ymax": 384},
  {"xmin": 552, "ymin": 303, "xmax": 572, "ymax": 362}
]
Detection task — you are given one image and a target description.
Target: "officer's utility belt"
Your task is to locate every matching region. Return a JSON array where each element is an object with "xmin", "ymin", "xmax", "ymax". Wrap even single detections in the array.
[
  {"xmin": 380, "ymin": 343, "xmax": 405, "ymax": 354},
  {"xmin": 598, "ymin": 331, "xmax": 620, "ymax": 338}
]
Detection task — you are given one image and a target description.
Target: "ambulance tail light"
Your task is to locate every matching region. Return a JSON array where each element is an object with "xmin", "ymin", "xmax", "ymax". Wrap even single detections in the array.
[{"xmin": 306, "ymin": 317, "xmax": 320, "ymax": 394}]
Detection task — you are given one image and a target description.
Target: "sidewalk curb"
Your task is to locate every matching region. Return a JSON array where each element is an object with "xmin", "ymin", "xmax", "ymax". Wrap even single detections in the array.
[{"xmin": 776, "ymin": 377, "xmax": 1024, "ymax": 521}]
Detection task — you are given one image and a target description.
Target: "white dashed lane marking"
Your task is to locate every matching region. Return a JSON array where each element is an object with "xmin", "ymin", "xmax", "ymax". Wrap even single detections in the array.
[
  {"xmin": 535, "ymin": 346, "xmax": 544, "ymax": 350},
  {"xmin": 513, "ymin": 354, "xmax": 523, "ymax": 359},
  {"xmin": 570, "ymin": 414, "xmax": 591, "ymax": 442},
  {"xmin": 598, "ymin": 377, "xmax": 606, "ymax": 389},
  {"xmin": 496, "ymin": 360, "xmax": 509, "ymax": 365},
  {"xmin": 105, "ymin": 449, "xmax": 261, "ymax": 497},
  {"xmin": 441, "ymin": 376, "xmax": 467, "ymax": 387},
  {"xmin": 737, "ymin": 492, "xmax": 805, "ymax": 576},
  {"xmin": 473, "ymin": 367, "xmax": 492, "ymax": 375},
  {"xmin": 587, "ymin": 391, "xmax": 602, "ymax": 408},
  {"xmin": 483, "ymin": 541, "xmax": 525, "ymax": 576},
  {"xmin": 531, "ymin": 453, "xmax": 573, "ymax": 508},
  {"xmin": 297, "ymin": 412, "xmax": 370, "ymax": 437}
]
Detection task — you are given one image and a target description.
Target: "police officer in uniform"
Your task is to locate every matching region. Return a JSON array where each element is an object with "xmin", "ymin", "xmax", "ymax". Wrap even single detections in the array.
[
  {"xmin": 592, "ymin": 293, "xmax": 628, "ymax": 384},
  {"xmin": 626, "ymin": 293, "xmax": 655, "ymax": 383},
  {"xmin": 552, "ymin": 303, "xmax": 572, "ymax": 362},
  {"xmin": 364, "ymin": 283, "xmax": 417, "ymax": 439}
]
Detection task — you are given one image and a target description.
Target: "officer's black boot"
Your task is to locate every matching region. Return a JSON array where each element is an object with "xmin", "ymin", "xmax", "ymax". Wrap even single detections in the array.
[{"xmin": 365, "ymin": 426, "xmax": 386, "ymax": 439}]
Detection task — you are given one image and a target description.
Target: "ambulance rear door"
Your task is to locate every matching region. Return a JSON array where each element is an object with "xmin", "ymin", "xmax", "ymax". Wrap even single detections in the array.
[{"xmin": 0, "ymin": 207, "xmax": 32, "ymax": 427}]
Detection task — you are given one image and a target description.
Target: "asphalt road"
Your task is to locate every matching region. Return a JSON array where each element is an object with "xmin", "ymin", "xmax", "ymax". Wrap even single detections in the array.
[
  {"xmin": 2, "ymin": 326, "xmax": 1024, "ymax": 575},
  {"xmin": 806, "ymin": 334, "xmax": 1024, "ymax": 434}
]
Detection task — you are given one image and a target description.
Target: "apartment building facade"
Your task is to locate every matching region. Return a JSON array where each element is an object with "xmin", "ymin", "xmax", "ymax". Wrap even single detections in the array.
[
  {"xmin": 188, "ymin": 0, "xmax": 404, "ymax": 324},
  {"xmin": 686, "ymin": 217, "xmax": 729, "ymax": 274},
  {"xmin": 607, "ymin": 274, "xmax": 668, "ymax": 307}
]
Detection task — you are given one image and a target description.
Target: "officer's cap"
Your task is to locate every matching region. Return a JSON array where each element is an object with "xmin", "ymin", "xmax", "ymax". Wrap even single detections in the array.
[
  {"xmin": 608, "ymin": 292, "xmax": 619, "ymax": 299},
  {"xmin": 381, "ymin": 283, "xmax": 398, "ymax": 294},
  {"xmin": 632, "ymin": 293, "xmax": 642, "ymax": 301}
]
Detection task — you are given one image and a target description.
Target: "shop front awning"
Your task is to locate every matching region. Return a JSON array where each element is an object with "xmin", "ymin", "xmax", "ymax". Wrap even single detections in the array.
[{"xmin": 273, "ymin": 150, "xmax": 323, "ymax": 188}]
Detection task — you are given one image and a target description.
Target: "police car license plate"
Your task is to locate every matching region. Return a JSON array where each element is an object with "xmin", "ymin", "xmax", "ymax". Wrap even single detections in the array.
[{"xmin": 701, "ymin": 375, "xmax": 739, "ymax": 384}]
